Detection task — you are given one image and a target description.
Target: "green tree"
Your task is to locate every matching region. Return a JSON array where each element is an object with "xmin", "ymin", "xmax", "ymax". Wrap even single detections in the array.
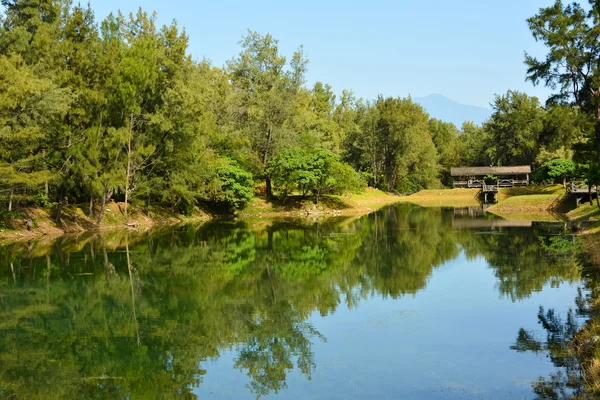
[
  {"xmin": 227, "ymin": 30, "xmax": 308, "ymax": 198},
  {"xmin": 269, "ymin": 148, "xmax": 363, "ymax": 202},
  {"xmin": 537, "ymin": 105, "xmax": 592, "ymax": 163},
  {"xmin": 0, "ymin": 54, "xmax": 71, "ymax": 211},
  {"xmin": 203, "ymin": 158, "xmax": 254, "ymax": 211},
  {"xmin": 375, "ymin": 97, "xmax": 439, "ymax": 192},
  {"xmin": 459, "ymin": 121, "xmax": 492, "ymax": 167},
  {"xmin": 429, "ymin": 118, "xmax": 464, "ymax": 186},
  {"xmin": 526, "ymin": 0, "xmax": 600, "ymax": 164},
  {"xmin": 544, "ymin": 158, "xmax": 577, "ymax": 187},
  {"xmin": 485, "ymin": 90, "xmax": 544, "ymax": 166}
]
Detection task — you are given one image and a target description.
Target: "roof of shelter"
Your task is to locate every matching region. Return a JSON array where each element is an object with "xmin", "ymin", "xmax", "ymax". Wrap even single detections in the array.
[{"xmin": 450, "ymin": 166, "xmax": 532, "ymax": 177}]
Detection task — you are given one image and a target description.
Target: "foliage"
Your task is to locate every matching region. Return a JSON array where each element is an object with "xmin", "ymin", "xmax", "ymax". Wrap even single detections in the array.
[
  {"xmin": 206, "ymin": 158, "xmax": 254, "ymax": 210},
  {"xmin": 3, "ymin": 0, "xmax": 600, "ymax": 218},
  {"xmin": 429, "ymin": 119, "xmax": 463, "ymax": 186},
  {"xmin": 525, "ymin": 0, "xmax": 600, "ymax": 196},
  {"xmin": 344, "ymin": 97, "xmax": 439, "ymax": 193},
  {"xmin": 484, "ymin": 174, "xmax": 497, "ymax": 185},
  {"xmin": 269, "ymin": 148, "xmax": 364, "ymax": 201},
  {"xmin": 543, "ymin": 158, "xmax": 577, "ymax": 187},
  {"xmin": 484, "ymin": 90, "xmax": 544, "ymax": 166}
]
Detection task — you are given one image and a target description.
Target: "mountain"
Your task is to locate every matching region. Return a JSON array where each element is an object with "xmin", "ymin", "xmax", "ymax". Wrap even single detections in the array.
[{"xmin": 414, "ymin": 94, "xmax": 492, "ymax": 127}]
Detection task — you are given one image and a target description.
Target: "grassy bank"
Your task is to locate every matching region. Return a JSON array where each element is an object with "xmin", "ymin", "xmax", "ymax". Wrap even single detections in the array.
[
  {"xmin": 0, "ymin": 202, "xmax": 210, "ymax": 242},
  {"xmin": 239, "ymin": 188, "xmax": 401, "ymax": 218},
  {"xmin": 400, "ymin": 185, "xmax": 570, "ymax": 221},
  {"xmin": 572, "ymin": 234, "xmax": 600, "ymax": 396},
  {"xmin": 488, "ymin": 185, "xmax": 565, "ymax": 212},
  {"xmin": 398, "ymin": 189, "xmax": 481, "ymax": 207},
  {"xmin": 0, "ymin": 189, "xmax": 401, "ymax": 242}
]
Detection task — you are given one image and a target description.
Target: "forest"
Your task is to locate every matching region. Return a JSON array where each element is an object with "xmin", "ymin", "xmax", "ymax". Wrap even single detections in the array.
[{"xmin": 1, "ymin": 0, "xmax": 600, "ymax": 220}]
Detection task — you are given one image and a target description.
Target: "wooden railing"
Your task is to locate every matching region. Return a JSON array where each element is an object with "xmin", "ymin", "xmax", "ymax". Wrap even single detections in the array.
[
  {"xmin": 453, "ymin": 178, "xmax": 529, "ymax": 188},
  {"xmin": 482, "ymin": 183, "xmax": 499, "ymax": 193},
  {"xmin": 569, "ymin": 181, "xmax": 598, "ymax": 194}
]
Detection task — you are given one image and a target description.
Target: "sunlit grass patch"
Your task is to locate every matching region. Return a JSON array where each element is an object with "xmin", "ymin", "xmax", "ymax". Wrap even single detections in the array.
[
  {"xmin": 401, "ymin": 189, "xmax": 480, "ymax": 207},
  {"xmin": 488, "ymin": 194, "xmax": 562, "ymax": 212},
  {"xmin": 499, "ymin": 184, "xmax": 564, "ymax": 199},
  {"xmin": 240, "ymin": 188, "xmax": 401, "ymax": 218},
  {"xmin": 486, "ymin": 210, "xmax": 562, "ymax": 222}
]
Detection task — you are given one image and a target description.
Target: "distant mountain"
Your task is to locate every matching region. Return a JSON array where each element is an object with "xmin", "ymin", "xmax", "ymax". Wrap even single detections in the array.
[{"xmin": 414, "ymin": 94, "xmax": 492, "ymax": 127}]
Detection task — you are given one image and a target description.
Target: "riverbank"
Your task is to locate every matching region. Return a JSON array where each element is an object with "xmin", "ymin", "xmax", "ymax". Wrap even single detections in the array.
[
  {"xmin": 400, "ymin": 185, "xmax": 600, "ymax": 228},
  {"xmin": 0, "ymin": 189, "xmax": 401, "ymax": 242},
  {"xmin": 238, "ymin": 188, "xmax": 401, "ymax": 218},
  {"xmin": 571, "ymin": 233, "xmax": 600, "ymax": 396},
  {"xmin": 0, "ymin": 202, "xmax": 211, "ymax": 242},
  {"xmin": 399, "ymin": 185, "xmax": 566, "ymax": 211}
]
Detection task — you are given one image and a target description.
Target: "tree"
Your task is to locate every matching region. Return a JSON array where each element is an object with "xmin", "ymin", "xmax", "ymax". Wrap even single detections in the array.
[
  {"xmin": 485, "ymin": 90, "xmax": 544, "ymax": 166},
  {"xmin": 374, "ymin": 97, "xmax": 439, "ymax": 192},
  {"xmin": 429, "ymin": 119, "xmax": 463, "ymax": 186},
  {"xmin": 0, "ymin": 54, "xmax": 72, "ymax": 211},
  {"xmin": 227, "ymin": 30, "xmax": 308, "ymax": 197},
  {"xmin": 269, "ymin": 148, "xmax": 364, "ymax": 202},
  {"xmin": 459, "ymin": 121, "xmax": 491, "ymax": 167},
  {"xmin": 543, "ymin": 158, "xmax": 577, "ymax": 187},
  {"xmin": 525, "ymin": 0, "xmax": 600, "ymax": 164},
  {"xmin": 537, "ymin": 105, "xmax": 592, "ymax": 163},
  {"xmin": 203, "ymin": 158, "xmax": 254, "ymax": 211}
]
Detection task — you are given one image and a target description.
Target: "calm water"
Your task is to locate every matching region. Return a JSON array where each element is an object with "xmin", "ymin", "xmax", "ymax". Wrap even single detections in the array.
[{"xmin": 0, "ymin": 204, "xmax": 590, "ymax": 399}]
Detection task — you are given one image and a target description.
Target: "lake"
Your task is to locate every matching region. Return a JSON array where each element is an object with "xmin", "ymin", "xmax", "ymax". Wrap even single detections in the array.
[{"xmin": 0, "ymin": 203, "xmax": 590, "ymax": 399}]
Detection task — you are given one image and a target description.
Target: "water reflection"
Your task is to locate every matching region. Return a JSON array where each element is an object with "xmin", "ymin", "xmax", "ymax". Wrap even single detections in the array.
[{"xmin": 0, "ymin": 204, "xmax": 587, "ymax": 398}]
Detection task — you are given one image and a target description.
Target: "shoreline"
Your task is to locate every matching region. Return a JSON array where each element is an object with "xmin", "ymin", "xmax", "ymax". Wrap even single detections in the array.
[
  {"xmin": 2, "ymin": 185, "xmax": 599, "ymax": 243},
  {"xmin": 0, "ymin": 188, "xmax": 402, "ymax": 243}
]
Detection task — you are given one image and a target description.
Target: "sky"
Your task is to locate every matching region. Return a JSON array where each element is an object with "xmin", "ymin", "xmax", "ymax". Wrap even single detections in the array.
[{"xmin": 44, "ymin": 1, "xmax": 559, "ymax": 108}]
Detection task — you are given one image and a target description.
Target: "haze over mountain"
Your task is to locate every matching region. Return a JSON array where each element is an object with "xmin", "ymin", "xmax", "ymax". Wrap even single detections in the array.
[{"xmin": 414, "ymin": 94, "xmax": 492, "ymax": 128}]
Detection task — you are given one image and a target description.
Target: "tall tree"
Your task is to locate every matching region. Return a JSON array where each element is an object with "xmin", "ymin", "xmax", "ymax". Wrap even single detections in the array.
[
  {"xmin": 0, "ymin": 54, "xmax": 71, "ymax": 211},
  {"xmin": 227, "ymin": 30, "xmax": 308, "ymax": 197},
  {"xmin": 485, "ymin": 91, "xmax": 545, "ymax": 166},
  {"xmin": 429, "ymin": 119, "xmax": 463, "ymax": 185},
  {"xmin": 374, "ymin": 97, "xmax": 439, "ymax": 192},
  {"xmin": 526, "ymin": 0, "xmax": 600, "ymax": 163},
  {"xmin": 459, "ymin": 121, "xmax": 492, "ymax": 167}
]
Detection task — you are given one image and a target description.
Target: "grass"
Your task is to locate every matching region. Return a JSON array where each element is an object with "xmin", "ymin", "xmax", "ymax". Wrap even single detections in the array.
[
  {"xmin": 239, "ymin": 188, "xmax": 401, "ymax": 218},
  {"xmin": 486, "ymin": 210, "xmax": 562, "ymax": 222},
  {"xmin": 567, "ymin": 202, "xmax": 600, "ymax": 234},
  {"xmin": 486, "ymin": 185, "xmax": 566, "ymax": 213},
  {"xmin": 0, "ymin": 202, "xmax": 210, "ymax": 242},
  {"xmin": 399, "ymin": 189, "xmax": 481, "ymax": 207}
]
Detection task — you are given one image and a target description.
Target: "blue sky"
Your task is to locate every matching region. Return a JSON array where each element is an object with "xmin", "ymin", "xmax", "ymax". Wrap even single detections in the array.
[{"xmin": 46, "ymin": 1, "xmax": 561, "ymax": 108}]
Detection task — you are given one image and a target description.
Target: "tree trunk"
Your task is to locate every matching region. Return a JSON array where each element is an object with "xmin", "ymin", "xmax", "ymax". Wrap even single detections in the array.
[
  {"xmin": 125, "ymin": 114, "xmax": 133, "ymax": 218},
  {"xmin": 263, "ymin": 128, "xmax": 273, "ymax": 198},
  {"xmin": 265, "ymin": 175, "xmax": 273, "ymax": 198},
  {"xmin": 596, "ymin": 109, "xmax": 600, "ymax": 163},
  {"xmin": 55, "ymin": 186, "xmax": 66, "ymax": 223},
  {"xmin": 42, "ymin": 147, "xmax": 48, "ymax": 198},
  {"xmin": 89, "ymin": 196, "xmax": 94, "ymax": 217},
  {"xmin": 8, "ymin": 188, "xmax": 13, "ymax": 212},
  {"xmin": 97, "ymin": 185, "xmax": 108, "ymax": 224},
  {"xmin": 563, "ymin": 177, "xmax": 566, "ymax": 188}
]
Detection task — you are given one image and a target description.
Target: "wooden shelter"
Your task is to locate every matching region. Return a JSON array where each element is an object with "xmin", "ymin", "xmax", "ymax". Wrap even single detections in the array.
[{"xmin": 451, "ymin": 166, "xmax": 531, "ymax": 188}]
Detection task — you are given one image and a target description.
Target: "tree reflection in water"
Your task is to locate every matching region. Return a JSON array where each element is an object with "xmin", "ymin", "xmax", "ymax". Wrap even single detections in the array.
[{"xmin": 0, "ymin": 204, "xmax": 589, "ymax": 398}]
